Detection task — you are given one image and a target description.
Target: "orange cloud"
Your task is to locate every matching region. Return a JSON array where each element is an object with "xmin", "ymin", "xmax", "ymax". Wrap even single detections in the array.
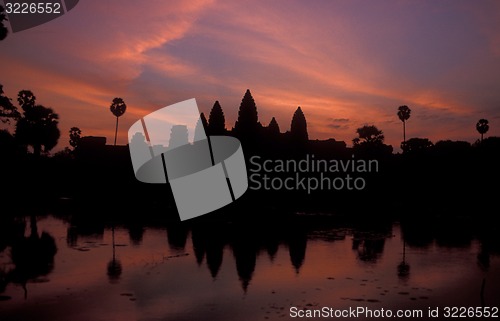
[{"xmin": 1, "ymin": 0, "xmax": 499, "ymax": 152}]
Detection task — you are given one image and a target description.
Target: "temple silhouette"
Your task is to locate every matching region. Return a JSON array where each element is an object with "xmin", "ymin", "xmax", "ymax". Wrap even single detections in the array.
[{"xmin": 0, "ymin": 87, "xmax": 499, "ymax": 216}]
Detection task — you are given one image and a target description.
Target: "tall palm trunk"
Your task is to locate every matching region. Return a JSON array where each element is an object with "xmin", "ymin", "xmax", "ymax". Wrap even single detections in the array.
[
  {"xmin": 114, "ymin": 116, "xmax": 119, "ymax": 146},
  {"xmin": 403, "ymin": 121, "xmax": 406, "ymax": 143}
]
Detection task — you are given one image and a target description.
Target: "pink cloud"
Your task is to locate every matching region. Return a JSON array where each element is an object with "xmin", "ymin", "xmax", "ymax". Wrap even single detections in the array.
[{"xmin": 1, "ymin": 0, "xmax": 499, "ymax": 151}]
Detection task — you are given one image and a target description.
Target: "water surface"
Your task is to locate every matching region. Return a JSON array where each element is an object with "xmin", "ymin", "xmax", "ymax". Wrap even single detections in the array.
[{"xmin": 1, "ymin": 214, "xmax": 499, "ymax": 320}]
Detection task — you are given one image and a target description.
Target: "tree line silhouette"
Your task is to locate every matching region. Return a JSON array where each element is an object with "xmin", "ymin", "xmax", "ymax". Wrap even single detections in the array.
[
  {"xmin": 1, "ymin": 83, "xmax": 498, "ymax": 214},
  {"xmin": 1, "ymin": 83, "xmax": 495, "ymax": 159},
  {"xmin": 1, "ymin": 85, "xmax": 60, "ymax": 156}
]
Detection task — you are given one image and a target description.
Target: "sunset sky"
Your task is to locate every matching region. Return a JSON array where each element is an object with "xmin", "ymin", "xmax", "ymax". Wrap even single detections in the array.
[{"xmin": 1, "ymin": 0, "xmax": 499, "ymax": 151}]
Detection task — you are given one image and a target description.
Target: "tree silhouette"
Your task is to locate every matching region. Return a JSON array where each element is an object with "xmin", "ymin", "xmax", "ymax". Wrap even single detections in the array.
[
  {"xmin": 434, "ymin": 140, "xmax": 471, "ymax": 156},
  {"xmin": 268, "ymin": 117, "xmax": 280, "ymax": 136},
  {"xmin": 207, "ymin": 100, "xmax": 226, "ymax": 135},
  {"xmin": 0, "ymin": 4, "xmax": 8, "ymax": 41},
  {"xmin": 69, "ymin": 127, "xmax": 81, "ymax": 149},
  {"xmin": 15, "ymin": 90, "xmax": 60, "ymax": 156},
  {"xmin": 290, "ymin": 106, "xmax": 308, "ymax": 142},
  {"xmin": 0, "ymin": 84, "xmax": 20, "ymax": 123},
  {"xmin": 353, "ymin": 125, "xmax": 385, "ymax": 145},
  {"xmin": 352, "ymin": 125, "xmax": 392, "ymax": 157},
  {"xmin": 17, "ymin": 90, "xmax": 36, "ymax": 109},
  {"xmin": 397, "ymin": 105, "xmax": 411, "ymax": 144},
  {"xmin": 234, "ymin": 89, "xmax": 259, "ymax": 137},
  {"xmin": 110, "ymin": 97, "xmax": 126, "ymax": 146},
  {"xmin": 401, "ymin": 137, "xmax": 433, "ymax": 154},
  {"xmin": 476, "ymin": 119, "xmax": 489, "ymax": 142}
]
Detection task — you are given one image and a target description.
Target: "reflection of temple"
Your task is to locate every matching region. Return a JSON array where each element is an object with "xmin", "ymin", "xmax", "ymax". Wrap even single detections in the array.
[
  {"xmin": 127, "ymin": 224, "xmax": 145, "ymax": 246},
  {"xmin": 189, "ymin": 220, "xmax": 310, "ymax": 292},
  {"xmin": 232, "ymin": 236, "xmax": 257, "ymax": 293},
  {"xmin": 66, "ymin": 215, "xmax": 105, "ymax": 248},
  {"xmin": 191, "ymin": 224, "xmax": 226, "ymax": 279},
  {"xmin": 166, "ymin": 223, "xmax": 188, "ymax": 251},
  {"xmin": 4, "ymin": 210, "xmax": 493, "ymax": 299},
  {"xmin": 206, "ymin": 242, "xmax": 224, "ymax": 279},
  {"xmin": 287, "ymin": 228, "xmax": 307, "ymax": 274},
  {"xmin": 189, "ymin": 217, "xmax": 498, "ymax": 293},
  {"xmin": 262, "ymin": 226, "xmax": 280, "ymax": 261},
  {"xmin": 192, "ymin": 226, "xmax": 207, "ymax": 265}
]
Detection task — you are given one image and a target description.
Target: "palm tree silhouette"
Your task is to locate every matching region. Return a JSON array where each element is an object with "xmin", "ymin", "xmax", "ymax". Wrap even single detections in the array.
[
  {"xmin": 476, "ymin": 119, "xmax": 489, "ymax": 142},
  {"xmin": 110, "ymin": 98, "xmax": 127, "ymax": 146},
  {"xmin": 397, "ymin": 105, "xmax": 411, "ymax": 144},
  {"xmin": 69, "ymin": 127, "xmax": 81, "ymax": 149}
]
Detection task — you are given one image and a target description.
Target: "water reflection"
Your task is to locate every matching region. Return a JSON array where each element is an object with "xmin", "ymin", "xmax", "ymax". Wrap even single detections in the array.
[
  {"xmin": 107, "ymin": 225, "xmax": 122, "ymax": 283},
  {"xmin": 0, "ymin": 215, "xmax": 57, "ymax": 299},
  {"xmin": 166, "ymin": 222, "xmax": 188, "ymax": 252},
  {"xmin": 0, "ymin": 213, "xmax": 499, "ymax": 321},
  {"xmin": 397, "ymin": 239, "xmax": 410, "ymax": 281},
  {"xmin": 232, "ymin": 229, "xmax": 258, "ymax": 292},
  {"xmin": 66, "ymin": 214, "xmax": 104, "ymax": 248},
  {"xmin": 126, "ymin": 224, "xmax": 144, "ymax": 246},
  {"xmin": 191, "ymin": 224, "xmax": 226, "ymax": 279}
]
